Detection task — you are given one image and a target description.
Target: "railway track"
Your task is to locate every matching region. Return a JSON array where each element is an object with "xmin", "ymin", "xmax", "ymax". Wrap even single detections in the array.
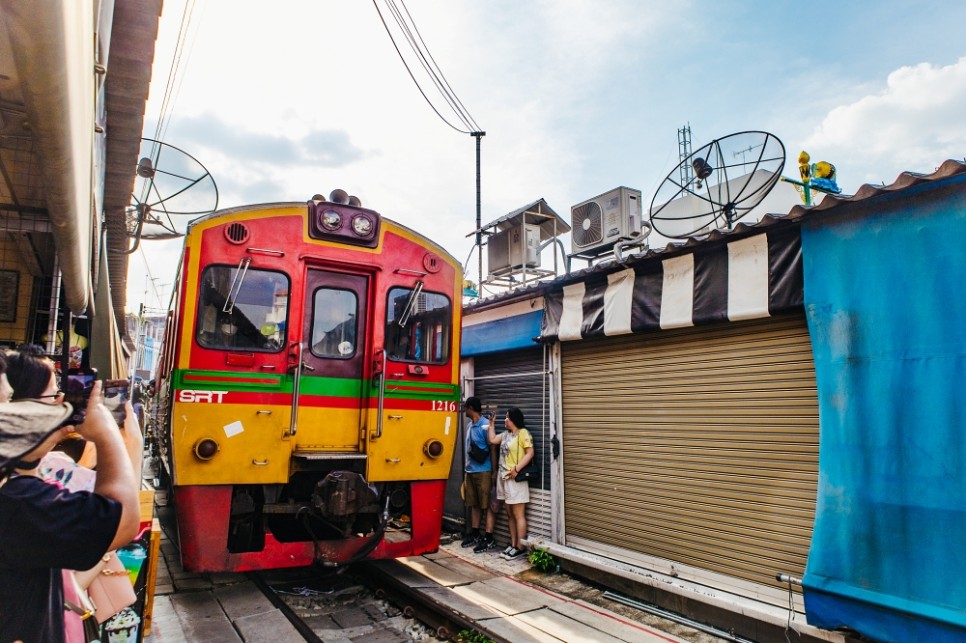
[
  {"xmin": 251, "ymin": 560, "xmax": 498, "ymax": 642},
  {"xmin": 154, "ymin": 492, "xmax": 714, "ymax": 642}
]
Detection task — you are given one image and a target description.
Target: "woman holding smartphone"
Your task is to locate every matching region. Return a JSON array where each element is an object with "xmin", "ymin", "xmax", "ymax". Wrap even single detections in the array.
[
  {"xmin": 487, "ymin": 407, "xmax": 534, "ymax": 560},
  {"xmin": 1, "ymin": 345, "xmax": 143, "ymax": 642},
  {"xmin": 5, "ymin": 345, "xmax": 95, "ymax": 466}
]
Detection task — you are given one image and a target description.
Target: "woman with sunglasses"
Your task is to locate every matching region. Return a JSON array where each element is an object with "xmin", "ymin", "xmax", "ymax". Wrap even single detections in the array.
[
  {"xmin": 6, "ymin": 344, "xmax": 63, "ymax": 400},
  {"xmin": 3, "ymin": 344, "xmax": 143, "ymax": 641},
  {"xmin": 5, "ymin": 344, "xmax": 94, "ymax": 466}
]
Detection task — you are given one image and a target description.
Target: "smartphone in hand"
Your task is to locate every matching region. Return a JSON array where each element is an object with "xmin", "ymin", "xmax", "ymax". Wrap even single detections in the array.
[
  {"xmin": 102, "ymin": 379, "xmax": 130, "ymax": 425},
  {"xmin": 61, "ymin": 369, "xmax": 96, "ymax": 426}
]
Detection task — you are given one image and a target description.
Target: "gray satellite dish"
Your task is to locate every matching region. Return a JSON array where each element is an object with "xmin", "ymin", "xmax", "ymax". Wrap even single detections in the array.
[
  {"xmin": 124, "ymin": 138, "xmax": 219, "ymax": 253},
  {"xmin": 649, "ymin": 131, "xmax": 785, "ymax": 239}
]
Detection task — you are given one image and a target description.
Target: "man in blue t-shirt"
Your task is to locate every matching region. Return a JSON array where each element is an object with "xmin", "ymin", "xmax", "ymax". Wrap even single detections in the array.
[
  {"xmin": 0, "ymin": 359, "xmax": 141, "ymax": 643},
  {"xmin": 461, "ymin": 397, "xmax": 497, "ymax": 552}
]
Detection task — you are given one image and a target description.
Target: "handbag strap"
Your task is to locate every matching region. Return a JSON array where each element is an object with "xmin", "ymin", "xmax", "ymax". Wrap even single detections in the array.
[
  {"xmin": 101, "ymin": 568, "xmax": 128, "ymax": 577},
  {"xmin": 63, "ymin": 570, "xmax": 96, "ymax": 620},
  {"xmin": 75, "ymin": 552, "xmax": 112, "ymax": 589},
  {"xmin": 515, "ymin": 430, "xmax": 528, "ymax": 469}
]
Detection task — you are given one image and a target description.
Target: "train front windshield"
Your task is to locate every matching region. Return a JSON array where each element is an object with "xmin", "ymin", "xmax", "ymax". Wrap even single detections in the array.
[
  {"xmin": 385, "ymin": 287, "xmax": 452, "ymax": 363},
  {"xmin": 196, "ymin": 264, "xmax": 289, "ymax": 351}
]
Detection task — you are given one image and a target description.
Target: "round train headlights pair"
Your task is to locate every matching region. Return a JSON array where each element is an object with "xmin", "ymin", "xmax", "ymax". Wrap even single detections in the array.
[{"xmin": 319, "ymin": 210, "xmax": 372, "ymax": 237}]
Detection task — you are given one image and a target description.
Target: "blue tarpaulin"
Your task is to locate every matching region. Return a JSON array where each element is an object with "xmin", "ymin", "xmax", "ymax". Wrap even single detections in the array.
[
  {"xmin": 462, "ymin": 309, "xmax": 542, "ymax": 357},
  {"xmin": 801, "ymin": 181, "xmax": 966, "ymax": 642}
]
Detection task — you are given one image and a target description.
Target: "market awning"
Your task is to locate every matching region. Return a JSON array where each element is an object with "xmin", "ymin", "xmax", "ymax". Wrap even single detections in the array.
[{"xmin": 541, "ymin": 226, "xmax": 803, "ymax": 341}]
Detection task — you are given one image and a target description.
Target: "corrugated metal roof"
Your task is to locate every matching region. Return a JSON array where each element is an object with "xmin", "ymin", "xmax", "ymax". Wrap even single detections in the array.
[
  {"xmin": 786, "ymin": 157, "xmax": 966, "ymax": 217},
  {"xmin": 465, "ymin": 159, "xmax": 966, "ymax": 313}
]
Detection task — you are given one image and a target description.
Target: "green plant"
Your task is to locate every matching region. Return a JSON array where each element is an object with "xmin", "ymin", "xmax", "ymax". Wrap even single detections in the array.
[
  {"xmin": 528, "ymin": 547, "xmax": 557, "ymax": 573},
  {"xmin": 455, "ymin": 629, "xmax": 494, "ymax": 643}
]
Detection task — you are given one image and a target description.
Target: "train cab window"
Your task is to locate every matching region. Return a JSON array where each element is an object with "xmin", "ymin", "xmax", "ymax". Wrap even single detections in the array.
[
  {"xmin": 196, "ymin": 265, "xmax": 289, "ymax": 352},
  {"xmin": 310, "ymin": 288, "xmax": 358, "ymax": 359},
  {"xmin": 385, "ymin": 287, "xmax": 451, "ymax": 364}
]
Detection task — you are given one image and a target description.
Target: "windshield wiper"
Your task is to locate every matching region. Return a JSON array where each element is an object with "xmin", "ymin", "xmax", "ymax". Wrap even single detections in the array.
[
  {"xmin": 397, "ymin": 280, "xmax": 424, "ymax": 328},
  {"xmin": 223, "ymin": 258, "xmax": 252, "ymax": 314}
]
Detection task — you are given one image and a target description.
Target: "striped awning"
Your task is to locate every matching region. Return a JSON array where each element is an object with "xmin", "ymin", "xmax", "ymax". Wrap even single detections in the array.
[{"xmin": 541, "ymin": 227, "xmax": 803, "ymax": 341}]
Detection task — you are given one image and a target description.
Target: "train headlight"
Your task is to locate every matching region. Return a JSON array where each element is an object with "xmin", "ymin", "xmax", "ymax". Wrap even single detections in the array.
[
  {"xmin": 423, "ymin": 439, "xmax": 444, "ymax": 459},
  {"xmin": 193, "ymin": 437, "xmax": 219, "ymax": 461},
  {"xmin": 321, "ymin": 209, "xmax": 342, "ymax": 231},
  {"xmin": 351, "ymin": 214, "xmax": 373, "ymax": 236}
]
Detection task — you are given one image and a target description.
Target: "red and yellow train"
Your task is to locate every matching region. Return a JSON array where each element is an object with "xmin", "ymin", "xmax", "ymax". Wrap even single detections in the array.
[{"xmin": 153, "ymin": 191, "xmax": 462, "ymax": 572}]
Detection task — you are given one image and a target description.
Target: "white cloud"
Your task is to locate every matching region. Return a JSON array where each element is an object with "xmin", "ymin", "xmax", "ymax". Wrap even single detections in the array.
[
  {"xmin": 802, "ymin": 57, "xmax": 966, "ymax": 189},
  {"xmin": 130, "ymin": 0, "xmax": 675, "ymax": 310},
  {"xmin": 129, "ymin": 2, "xmax": 966, "ymax": 311}
]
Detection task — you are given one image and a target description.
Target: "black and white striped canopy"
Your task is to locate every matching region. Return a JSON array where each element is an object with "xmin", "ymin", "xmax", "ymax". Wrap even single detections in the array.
[{"xmin": 541, "ymin": 227, "xmax": 803, "ymax": 341}]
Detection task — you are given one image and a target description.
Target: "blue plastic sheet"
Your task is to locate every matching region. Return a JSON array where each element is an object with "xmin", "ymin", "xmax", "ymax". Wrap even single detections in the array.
[
  {"xmin": 462, "ymin": 309, "xmax": 542, "ymax": 356},
  {"xmin": 801, "ymin": 182, "xmax": 966, "ymax": 642}
]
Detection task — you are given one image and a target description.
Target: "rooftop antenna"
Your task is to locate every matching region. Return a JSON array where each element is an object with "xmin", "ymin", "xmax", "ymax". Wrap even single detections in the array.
[{"xmin": 678, "ymin": 124, "xmax": 694, "ymax": 188}]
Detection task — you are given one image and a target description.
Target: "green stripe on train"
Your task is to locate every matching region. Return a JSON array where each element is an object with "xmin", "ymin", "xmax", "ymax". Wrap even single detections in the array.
[{"xmin": 172, "ymin": 369, "xmax": 458, "ymax": 399}]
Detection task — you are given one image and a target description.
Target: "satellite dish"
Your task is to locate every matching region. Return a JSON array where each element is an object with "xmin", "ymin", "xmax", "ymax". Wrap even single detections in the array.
[
  {"xmin": 124, "ymin": 138, "xmax": 219, "ymax": 253},
  {"xmin": 649, "ymin": 131, "xmax": 785, "ymax": 239}
]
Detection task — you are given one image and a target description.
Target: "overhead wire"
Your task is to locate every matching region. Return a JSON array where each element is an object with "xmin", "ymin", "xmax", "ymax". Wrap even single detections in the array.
[
  {"xmin": 137, "ymin": 246, "xmax": 165, "ymax": 308},
  {"xmin": 382, "ymin": 0, "xmax": 469, "ymax": 130},
  {"xmin": 371, "ymin": 0, "xmax": 481, "ymax": 134},
  {"xmin": 157, "ymin": 0, "xmax": 204, "ymax": 146},
  {"xmin": 384, "ymin": 0, "xmax": 480, "ymax": 132},
  {"xmin": 151, "ymin": 0, "xmax": 197, "ymax": 145},
  {"xmin": 132, "ymin": 0, "xmax": 204, "ymax": 260},
  {"xmin": 139, "ymin": 0, "xmax": 200, "ymax": 211},
  {"xmin": 371, "ymin": 0, "xmax": 468, "ymax": 133},
  {"xmin": 396, "ymin": 0, "xmax": 480, "ymax": 132}
]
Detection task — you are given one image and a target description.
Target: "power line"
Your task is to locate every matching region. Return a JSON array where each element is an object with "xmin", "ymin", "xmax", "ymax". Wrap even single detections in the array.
[
  {"xmin": 158, "ymin": 0, "xmax": 204, "ymax": 146},
  {"xmin": 382, "ymin": 0, "xmax": 469, "ymax": 130},
  {"xmin": 395, "ymin": 0, "xmax": 481, "ymax": 132},
  {"xmin": 371, "ymin": 0, "xmax": 481, "ymax": 134},
  {"xmin": 387, "ymin": 0, "xmax": 480, "ymax": 132},
  {"xmin": 371, "ymin": 1, "xmax": 487, "ymax": 287},
  {"xmin": 152, "ymin": 0, "xmax": 198, "ymax": 144},
  {"xmin": 141, "ymin": 0, "xmax": 198, "ymax": 207}
]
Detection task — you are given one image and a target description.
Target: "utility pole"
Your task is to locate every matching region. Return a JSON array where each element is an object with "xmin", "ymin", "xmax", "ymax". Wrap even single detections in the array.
[{"xmin": 471, "ymin": 131, "xmax": 485, "ymax": 288}]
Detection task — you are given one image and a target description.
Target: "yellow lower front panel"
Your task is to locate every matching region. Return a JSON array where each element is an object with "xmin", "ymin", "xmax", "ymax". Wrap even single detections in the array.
[
  {"xmin": 171, "ymin": 401, "xmax": 292, "ymax": 485},
  {"xmin": 170, "ymin": 401, "xmax": 459, "ymax": 485},
  {"xmin": 294, "ymin": 405, "xmax": 362, "ymax": 451},
  {"xmin": 365, "ymin": 407, "xmax": 458, "ymax": 482}
]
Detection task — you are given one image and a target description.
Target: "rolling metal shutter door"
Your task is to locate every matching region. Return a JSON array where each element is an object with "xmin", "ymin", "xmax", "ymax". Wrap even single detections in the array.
[
  {"xmin": 473, "ymin": 347, "xmax": 550, "ymax": 491},
  {"xmin": 561, "ymin": 313, "xmax": 817, "ymax": 591},
  {"xmin": 473, "ymin": 347, "xmax": 551, "ymax": 540}
]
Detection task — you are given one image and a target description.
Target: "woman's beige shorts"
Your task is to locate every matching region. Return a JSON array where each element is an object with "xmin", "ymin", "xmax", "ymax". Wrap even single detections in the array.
[{"xmin": 496, "ymin": 473, "xmax": 530, "ymax": 505}]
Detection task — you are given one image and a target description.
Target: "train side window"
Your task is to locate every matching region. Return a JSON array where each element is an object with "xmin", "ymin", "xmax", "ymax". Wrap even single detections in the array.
[
  {"xmin": 385, "ymin": 287, "xmax": 451, "ymax": 364},
  {"xmin": 310, "ymin": 288, "xmax": 358, "ymax": 359},
  {"xmin": 196, "ymin": 265, "xmax": 289, "ymax": 352}
]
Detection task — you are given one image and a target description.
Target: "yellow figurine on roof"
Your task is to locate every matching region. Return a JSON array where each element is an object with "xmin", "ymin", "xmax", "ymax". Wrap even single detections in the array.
[
  {"xmin": 798, "ymin": 151, "xmax": 811, "ymax": 183},
  {"xmin": 795, "ymin": 150, "xmax": 842, "ymax": 203}
]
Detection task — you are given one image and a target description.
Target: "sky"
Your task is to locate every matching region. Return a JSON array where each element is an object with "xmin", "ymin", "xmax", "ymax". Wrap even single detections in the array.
[{"xmin": 126, "ymin": 0, "xmax": 966, "ymax": 312}]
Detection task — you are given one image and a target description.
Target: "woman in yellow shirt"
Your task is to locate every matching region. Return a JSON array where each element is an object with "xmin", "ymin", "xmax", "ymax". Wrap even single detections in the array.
[{"xmin": 488, "ymin": 407, "xmax": 534, "ymax": 559}]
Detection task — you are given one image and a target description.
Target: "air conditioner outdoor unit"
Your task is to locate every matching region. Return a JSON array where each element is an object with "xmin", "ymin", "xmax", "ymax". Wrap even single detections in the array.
[
  {"xmin": 488, "ymin": 223, "xmax": 540, "ymax": 277},
  {"xmin": 570, "ymin": 186, "xmax": 642, "ymax": 256}
]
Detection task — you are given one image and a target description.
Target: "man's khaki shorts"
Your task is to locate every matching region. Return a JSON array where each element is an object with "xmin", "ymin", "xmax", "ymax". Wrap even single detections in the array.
[{"xmin": 463, "ymin": 470, "xmax": 492, "ymax": 509}]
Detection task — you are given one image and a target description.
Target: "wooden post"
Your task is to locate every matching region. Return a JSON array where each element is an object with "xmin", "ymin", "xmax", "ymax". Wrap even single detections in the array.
[{"xmin": 138, "ymin": 489, "xmax": 160, "ymax": 638}]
